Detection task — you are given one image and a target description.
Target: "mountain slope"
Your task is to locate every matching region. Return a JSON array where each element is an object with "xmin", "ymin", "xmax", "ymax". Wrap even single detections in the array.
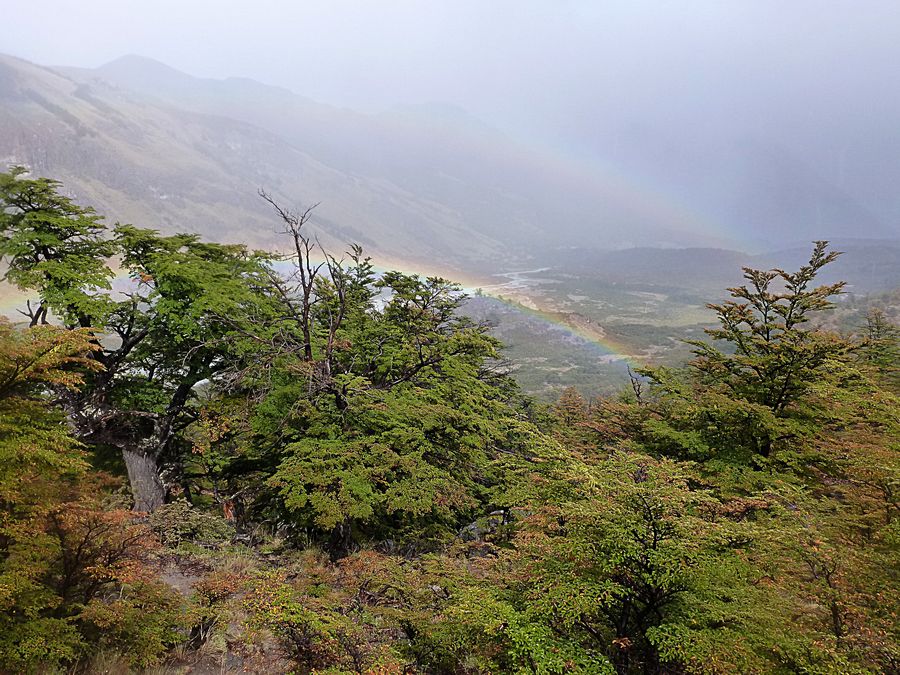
[
  {"xmin": 7, "ymin": 53, "xmax": 741, "ymax": 266},
  {"xmin": 0, "ymin": 54, "xmax": 510, "ymax": 269},
  {"xmin": 72, "ymin": 55, "xmax": 658, "ymax": 250},
  {"xmin": 2, "ymin": 53, "xmax": 897, "ymax": 276}
]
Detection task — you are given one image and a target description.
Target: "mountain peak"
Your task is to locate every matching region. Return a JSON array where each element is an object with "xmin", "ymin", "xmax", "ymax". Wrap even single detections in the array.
[
  {"xmin": 100, "ymin": 53, "xmax": 178, "ymax": 70},
  {"xmin": 96, "ymin": 54, "xmax": 194, "ymax": 84}
]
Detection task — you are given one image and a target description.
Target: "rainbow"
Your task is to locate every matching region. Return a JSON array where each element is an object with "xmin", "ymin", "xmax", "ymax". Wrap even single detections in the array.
[
  {"xmin": 460, "ymin": 286, "xmax": 641, "ymax": 370},
  {"xmin": 359, "ymin": 256, "xmax": 641, "ymax": 368},
  {"xmin": 481, "ymin": 294, "xmax": 638, "ymax": 366},
  {"xmin": 508, "ymin": 132, "xmax": 740, "ymax": 250},
  {"xmin": 380, "ymin": 112, "xmax": 738, "ymax": 250},
  {"xmin": 0, "ymin": 111, "xmax": 731, "ymax": 376},
  {"xmin": 1, "ymin": 251, "xmax": 643, "ymax": 372}
]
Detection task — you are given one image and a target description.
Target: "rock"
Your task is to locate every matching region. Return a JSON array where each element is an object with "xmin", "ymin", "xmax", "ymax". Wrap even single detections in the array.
[{"xmin": 458, "ymin": 510, "xmax": 506, "ymax": 542}]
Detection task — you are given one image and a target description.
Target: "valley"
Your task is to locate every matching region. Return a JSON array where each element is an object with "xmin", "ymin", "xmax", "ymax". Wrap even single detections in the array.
[
  {"xmin": 1, "ymin": 52, "xmax": 898, "ymax": 399},
  {"xmin": 3, "ymin": 5, "xmax": 900, "ymax": 670}
]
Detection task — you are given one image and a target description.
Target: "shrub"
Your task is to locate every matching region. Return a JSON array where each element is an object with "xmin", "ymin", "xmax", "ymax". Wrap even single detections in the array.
[
  {"xmin": 80, "ymin": 580, "xmax": 188, "ymax": 667},
  {"xmin": 148, "ymin": 499, "xmax": 234, "ymax": 548}
]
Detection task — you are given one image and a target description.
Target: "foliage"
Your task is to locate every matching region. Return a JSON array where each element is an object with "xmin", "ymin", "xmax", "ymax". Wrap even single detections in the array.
[
  {"xmin": 80, "ymin": 579, "xmax": 187, "ymax": 668},
  {"xmin": 859, "ymin": 307, "xmax": 900, "ymax": 391},
  {"xmin": 507, "ymin": 454, "xmax": 785, "ymax": 674},
  {"xmin": 686, "ymin": 241, "xmax": 851, "ymax": 416},
  {"xmin": 268, "ymin": 375, "xmax": 542, "ymax": 552},
  {"xmin": 2, "ymin": 174, "xmax": 898, "ymax": 673},
  {"xmin": 245, "ymin": 567, "xmax": 405, "ymax": 672},
  {"xmin": 0, "ymin": 168, "xmax": 282, "ymax": 511},
  {"xmin": 147, "ymin": 498, "xmax": 234, "ymax": 548},
  {"xmin": 0, "ymin": 319, "xmax": 185, "ymax": 671},
  {"xmin": 0, "ymin": 166, "xmax": 114, "ymax": 327}
]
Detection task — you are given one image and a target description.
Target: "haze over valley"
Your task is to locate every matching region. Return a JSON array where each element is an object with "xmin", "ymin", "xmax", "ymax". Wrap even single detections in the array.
[{"xmin": 2, "ymin": 38, "xmax": 898, "ymax": 395}]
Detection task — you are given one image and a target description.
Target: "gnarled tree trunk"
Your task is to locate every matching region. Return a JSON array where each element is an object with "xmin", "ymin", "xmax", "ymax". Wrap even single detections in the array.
[
  {"xmin": 122, "ymin": 447, "xmax": 166, "ymax": 512},
  {"xmin": 71, "ymin": 405, "xmax": 172, "ymax": 513}
]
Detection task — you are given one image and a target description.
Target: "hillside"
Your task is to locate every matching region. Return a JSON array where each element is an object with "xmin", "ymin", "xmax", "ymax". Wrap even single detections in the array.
[
  {"xmin": 0, "ymin": 53, "xmax": 510, "ymax": 270},
  {"xmin": 5, "ymin": 52, "xmax": 896, "ymax": 277},
  {"xmin": 0, "ymin": 52, "xmax": 712, "ymax": 274},
  {"xmin": 65, "ymin": 55, "xmax": 722, "ymax": 253},
  {"xmin": 1, "ymin": 173, "xmax": 897, "ymax": 673}
]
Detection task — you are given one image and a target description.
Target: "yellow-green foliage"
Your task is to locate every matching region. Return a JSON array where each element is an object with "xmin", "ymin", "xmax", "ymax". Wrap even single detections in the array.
[
  {"xmin": 80, "ymin": 580, "xmax": 187, "ymax": 668},
  {"xmin": 0, "ymin": 321, "xmax": 187, "ymax": 671},
  {"xmin": 1, "ymin": 173, "xmax": 897, "ymax": 674}
]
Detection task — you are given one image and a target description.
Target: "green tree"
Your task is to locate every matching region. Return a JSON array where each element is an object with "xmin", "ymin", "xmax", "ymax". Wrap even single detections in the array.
[
  {"xmin": 633, "ymin": 242, "xmax": 855, "ymax": 460},
  {"xmin": 77, "ymin": 225, "xmax": 276, "ymax": 510},
  {"xmin": 0, "ymin": 167, "xmax": 114, "ymax": 328},
  {"xmin": 0, "ymin": 168, "xmax": 280, "ymax": 510},
  {"xmin": 688, "ymin": 241, "xmax": 850, "ymax": 417},
  {"xmin": 225, "ymin": 265, "xmax": 537, "ymax": 554},
  {"xmin": 859, "ymin": 307, "xmax": 899, "ymax": 391}
]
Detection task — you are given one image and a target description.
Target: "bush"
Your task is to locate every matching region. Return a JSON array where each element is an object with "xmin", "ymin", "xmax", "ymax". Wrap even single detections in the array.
[
  {"xmin": 80, "ymin": 580, "xmax": 188, "ymax": 668},
  {"xmin": 245, "ymin": 570, "xmax": 382, "ymax": 672},
  {"xmin": 148, "ymin": 499, "xmax": 234, "ymax": 548}
]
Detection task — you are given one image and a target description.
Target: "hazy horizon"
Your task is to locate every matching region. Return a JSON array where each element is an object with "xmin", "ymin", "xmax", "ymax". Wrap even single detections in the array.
[
  {"xmin": 7, "ymin": 2, "xmax": 900, "ymax": 138},
  {"xmin": 4, "ymin": 1, "xmax": 900, "ymax": 248}
]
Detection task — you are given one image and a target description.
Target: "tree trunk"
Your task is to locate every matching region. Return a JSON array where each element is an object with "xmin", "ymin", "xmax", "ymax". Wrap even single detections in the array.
[
  {"xmin": 830, "ymin": 600, "xmax": 844, "ymax": 640},
  {"xmin": 122, "ymin": 447, "xmax": 166, "ymax": 512}
]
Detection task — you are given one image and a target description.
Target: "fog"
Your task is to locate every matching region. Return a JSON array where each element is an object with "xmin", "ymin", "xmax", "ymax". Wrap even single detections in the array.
[{"xmin": 5, "ymin": 1, "xmax": 900, "ymax": 243}]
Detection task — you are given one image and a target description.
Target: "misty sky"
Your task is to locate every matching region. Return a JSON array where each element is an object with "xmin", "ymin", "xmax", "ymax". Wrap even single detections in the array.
[
  {"xmin": 5, "ymin": 2, "xmax": 899, "ymax": 141},
  {"xmin": 6, "ymin": 1, "xmax": 900, "ymax": 237}
]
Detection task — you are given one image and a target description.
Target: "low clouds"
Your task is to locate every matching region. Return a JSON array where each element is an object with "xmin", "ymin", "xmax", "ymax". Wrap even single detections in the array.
[{"xmin": 6, "ymin": 1, "xmax": 900, "ymax": 241}]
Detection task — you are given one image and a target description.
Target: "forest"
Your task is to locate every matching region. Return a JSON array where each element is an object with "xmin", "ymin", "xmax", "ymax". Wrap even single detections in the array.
[{"xmin": 0, "ymin": 167, "xmax": 898, "ymax": 674}]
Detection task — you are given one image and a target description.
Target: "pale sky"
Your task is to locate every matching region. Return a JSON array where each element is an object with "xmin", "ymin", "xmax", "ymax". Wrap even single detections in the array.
[
  {"xmin": 5, "ymin": 1, "xmax": 899, "ymax": 139},
  {"xmin": 6, "ymin": 0, "xmax": 900, "ymax": 235}
]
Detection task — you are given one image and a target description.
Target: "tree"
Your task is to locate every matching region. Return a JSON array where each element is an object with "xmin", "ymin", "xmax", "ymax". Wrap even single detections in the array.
[
  {"xmin": 626, "ymin": 244, "xmax": 870, "ymax": 462},
  {"xmin": 0, "ymin": 319, "xmax": 98, "ymax": 536},
  {"xmin": 257, "ymin": 190, "xmax": 321, "ymax": 362},
  {"xmin": 0, "ymin": 167, "xmax": 114, "ymax": 328},
  {"xmin": 74, "ymin": 225, "xmax": 277, "ymax": 511},
  {"xmin": 0, "ymin": 168, "xmax": 280, "ymax": 510},
  {"xmin": 859, "ymin": 308, "xmax": 899, "ymax": 390},
  {"xmin": 219, "ymin": 262, "xmax": 533, "ymax": 555},
  {"xmin": 688, "ymin": 242, "xmax": 850, "ymax": 416}
]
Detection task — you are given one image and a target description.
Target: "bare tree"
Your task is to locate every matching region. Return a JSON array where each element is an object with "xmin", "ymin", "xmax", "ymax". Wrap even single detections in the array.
[{"xmin": 258, "ymin": 189, "xmax": 322, "ymax": 362}]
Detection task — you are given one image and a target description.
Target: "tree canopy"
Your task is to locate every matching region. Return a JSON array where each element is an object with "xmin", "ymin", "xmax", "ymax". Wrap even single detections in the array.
[{"xmin": 0, "ymin": 168, "xmax": 897, "ymax": 673}]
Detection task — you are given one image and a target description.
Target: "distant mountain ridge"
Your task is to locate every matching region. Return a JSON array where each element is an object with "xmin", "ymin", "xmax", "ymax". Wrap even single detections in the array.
[
  {"xmin": 541, "ymin": 241, "xmax": 900, "ymax": 294},
  {"xmin": 0, "ymin": 52, "xmax": 897, "ymax": 277}
]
